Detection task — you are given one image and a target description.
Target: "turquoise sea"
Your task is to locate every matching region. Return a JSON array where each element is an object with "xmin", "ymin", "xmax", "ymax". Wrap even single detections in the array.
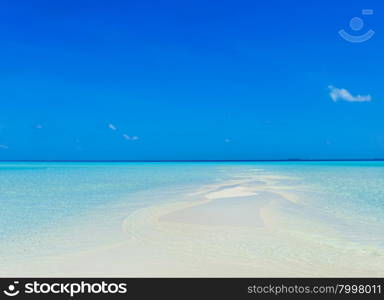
[{"xmin": 1, "ymin": 161, "xmax": 384, "ymax": 258}]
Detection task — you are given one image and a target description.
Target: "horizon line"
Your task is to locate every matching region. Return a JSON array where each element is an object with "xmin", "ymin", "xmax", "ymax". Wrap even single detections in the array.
[{"xmin": 0, "ymin": 159, "xmax": 383, "ymax": 163}]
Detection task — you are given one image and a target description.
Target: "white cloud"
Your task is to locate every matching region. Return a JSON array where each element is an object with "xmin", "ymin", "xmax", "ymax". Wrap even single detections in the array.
[
  {"xmin": 123, "ymin": 134, "xmax": 139, "ymax": 141},
  {"xmin": 328, "ymin": 85, "xmax": 371, "ymax": 102},
  {"xmin": 108, "ymin": 123, "xmax": 117, "ymax": 130}
]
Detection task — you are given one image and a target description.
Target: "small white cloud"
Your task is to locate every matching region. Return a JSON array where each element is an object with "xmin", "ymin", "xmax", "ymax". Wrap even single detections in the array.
[
  {"xmin": 108, "ymin": 123, "xmax": 117, "ymax": 130},
  {"xmin": 328, "ymin": 85, "xmax": 371, "ymax": 102},
  {"xmin": 0, "ymin": 144, "xmax": 8, "ymax": 149},
  {"xmin": 123, "ymin": 134, "xmax": 139, "ymax": 141}
]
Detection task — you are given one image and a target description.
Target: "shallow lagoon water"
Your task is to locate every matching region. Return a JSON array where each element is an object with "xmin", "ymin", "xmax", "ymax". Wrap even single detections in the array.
[{"xmin": 1, "ymin": 161, "xmax": 383, "ymax": 276}]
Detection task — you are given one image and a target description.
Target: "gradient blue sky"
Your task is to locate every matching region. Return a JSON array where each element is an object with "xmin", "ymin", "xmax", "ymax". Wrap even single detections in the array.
[{"xmin": 0, "ymin": 0, "xmax": 383, "ymax": 160}]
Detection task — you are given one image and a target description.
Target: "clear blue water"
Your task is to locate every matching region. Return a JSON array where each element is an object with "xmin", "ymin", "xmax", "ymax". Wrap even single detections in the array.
[
  {"xmin": 255, "ymin": 161, "xmax": 384, "ymax": 224},
  {"xmin": 1, "ymin": 161, "xmax": 383, "ymax": 245}
]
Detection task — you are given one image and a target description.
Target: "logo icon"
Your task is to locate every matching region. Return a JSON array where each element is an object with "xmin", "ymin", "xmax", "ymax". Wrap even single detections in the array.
[
  {"xmin": 339, "ymin": 9, "xmax": 375, "ymax": 43},
  {"xmin": 3, "ymin": 282, "xmax": 20, "ymax": 297}
]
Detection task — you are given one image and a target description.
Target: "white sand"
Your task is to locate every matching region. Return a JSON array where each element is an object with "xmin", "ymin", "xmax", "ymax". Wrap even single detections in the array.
[{"xmin": 2, "ymin": 177, "xmax": 384, "ymax": 277}]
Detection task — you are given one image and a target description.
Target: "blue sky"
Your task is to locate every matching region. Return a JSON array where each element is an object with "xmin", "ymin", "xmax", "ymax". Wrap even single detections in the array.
[{"xmin": 0, "ymin": 0, "xmax": 383, "ymax": 160}]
